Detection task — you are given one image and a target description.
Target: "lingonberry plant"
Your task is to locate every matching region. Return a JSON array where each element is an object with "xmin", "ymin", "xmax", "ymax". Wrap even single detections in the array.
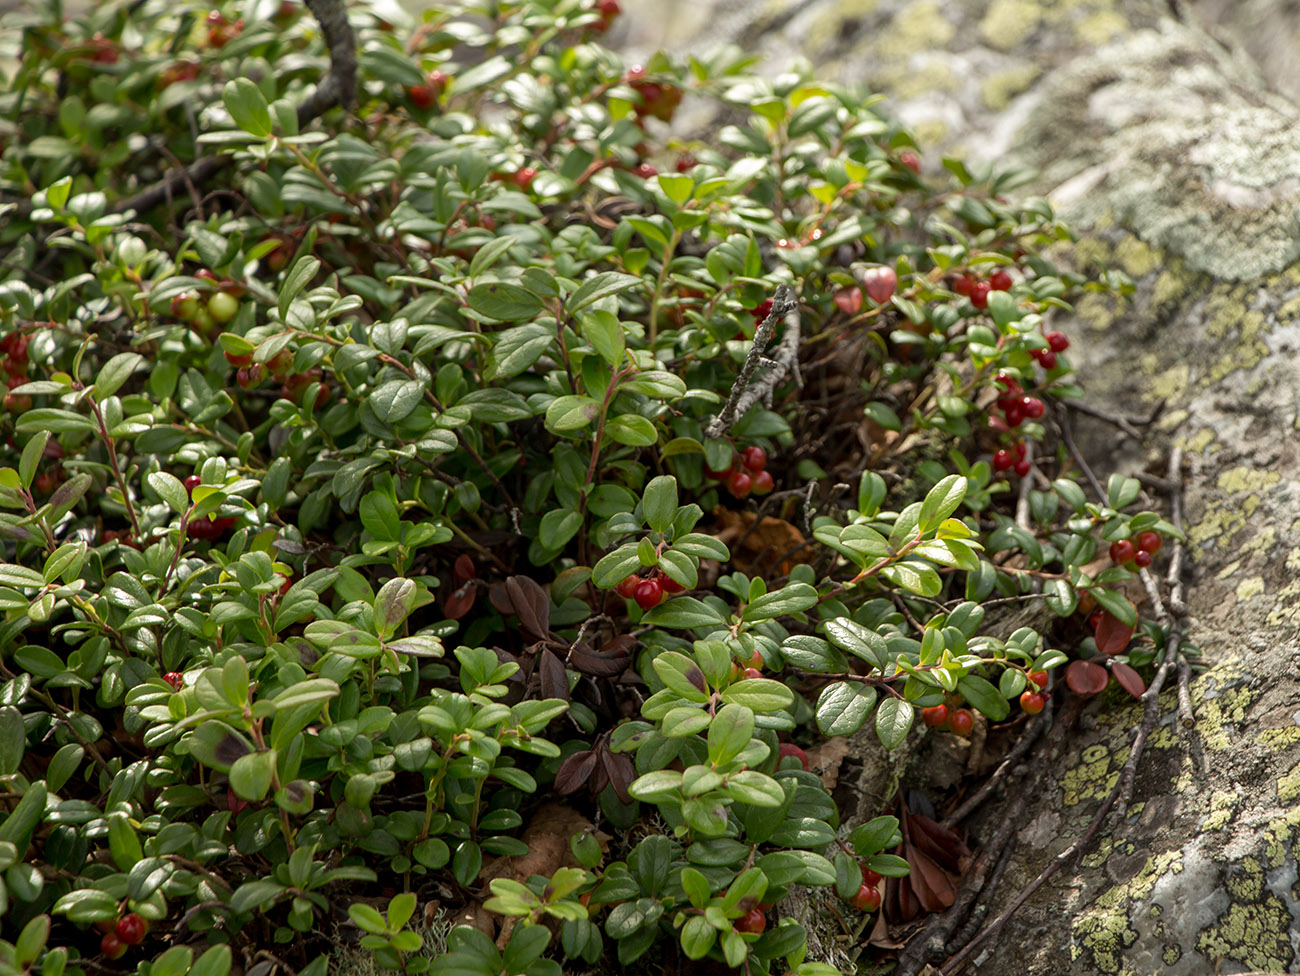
[{"xmin": 0, "ymin": 1, "xmax": 1182, "ymax": 975}]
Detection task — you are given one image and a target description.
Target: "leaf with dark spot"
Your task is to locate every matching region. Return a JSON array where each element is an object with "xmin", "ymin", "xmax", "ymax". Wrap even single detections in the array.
[
  {"xmin": 215, "ymin": 732, "xmax": 251, "ymax": 767},
  {"xmin": 686, "ymin": 665, "xmax": 707, "ymax": 693}
]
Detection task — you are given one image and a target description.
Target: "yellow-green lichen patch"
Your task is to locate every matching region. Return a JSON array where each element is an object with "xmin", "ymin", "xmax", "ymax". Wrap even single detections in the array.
[
  {"xmin": 1162, "ymin": 944, "xmax": 1181, "ymax": 965},
  {"xmin": 978, "ymin": 0, "xmax": 1042, "ymax": 50},
  {"xmin": 1256, "ymin": 726, "xmax": 1300, "ymax": 748},
  {"xmin": 1114, "ymin": 236, "xmax": 1159, "ymax": 277},
  {"xmin": 1200, "ymin": 790, "xmax": 1238, "ymax": 832},
  {"xmin": 889, "ymin": 59, "xmax": 959, "ymax": 99},
  {"xmin": 980, "ymin": 63, "xmax": 1042, "ymax": 111},
  {"xmin": 1193, "ymin": 685, "xmax": 1256, "ymax": 753},
  {"xmin": 1276, "ymin": 759, "xmax": 1300, "ymax": 803},
  {"xmin": 1224, "ymin": 857, "xmax": 1264, "ymax": 900},
  {"xmin": 1074, "ymin": 292, "xmax": 1119, "ymax": 331},
  {"xmin": 1061, "ymin": 742, "xmax": 1127, "ymax": 806},
  {"xmin": 1207, "ymin": 339, "xmax": 1269, "ymax": 383},
  {"xmin": 1178, "ymin": 427, "xmax": 1215, "ymax": 454},
  {"xmin": 1075, "ymin": 9, "xmax": 1127, "ymax": 45},
  {"xmin": 889, "ymin": 1, "xmax": 954, "ymax": 55},
  {"xmin": 1264, "ymin": 578, "xmax": 1300, "ymax": 627},
  {"xmin": 1074, "ymin": 850, "xmax": 1182, "ymax": 975},
  {"xmin": 1187, "ymin": 499, "xmax": 1247, "ymax": 547},
  {"xmin": 1147, "ymin": 362, "xmax": 1189, "ymax": 402},
  {"xmin": 1217, "ymin": 467, "xmax": 1282, "ymax": 495},
  {"xmin": 1234, "ymin": 576, "xmax": 1264, "ymax": 601},
  {"xmin": 1261, "ymin": 803, "xmax": 1300, "ymax": 867},
  {"xmin": 1195, "ymin": 895, "xmax": 1295, "ymax": 972},
  {"xmin": 806, "ymin": 0, "xmax": 879, "ymax": 51},
  {"xmin": 1151, "ymin": 268, "xmax": 1191, "ymax": 309}
]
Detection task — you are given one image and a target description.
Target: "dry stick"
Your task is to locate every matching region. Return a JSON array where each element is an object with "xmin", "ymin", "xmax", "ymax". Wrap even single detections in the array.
[
  {"xmin": 941, "ymin": 698, "xmax": 1052, "ymax": 830},
  {"xmin": 1054, "ymin": 403, "xmax": 1105, "ymax": 501},
  {"xmin": 1014, "ymin": 440, "xmax": 1036, "ymax": 530},
  {"xmin": 1066, "ymin": 398, "xmax": 1164, "ymax": 440},
  {"xmin": 1160, "ymin": 446, "xmax": 1196, "ymax": 727},
  {"xmin": 705, "ymin": 284, "xmax": 800, "ymax": 440},
  {"xmin": 109, "ymin": 0, "xmax": 357, "ymax": 217}
]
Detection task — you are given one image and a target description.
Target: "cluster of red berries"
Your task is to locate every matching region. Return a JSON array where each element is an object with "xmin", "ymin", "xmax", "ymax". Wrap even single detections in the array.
[
  {"xmin": 163, "ymin": 672, "xmax": 184, "ymax": 691},
  {"xmin": 953, "ymin": 268, "xmax": 1013, "ymax": 309},
  {"xmin": 171, "ymin": 269, "xmax": 241, "ymax": 335},
  {"xmin": 615, "ymin": 569, "xmax": 684, "ymax": 610},
  {"xmin": 206, "ymin": 10, "xmax": 244, "ymax": 48},
  {"xmin": 991, "ymin": 440, "xmax": 1032, "ymax": 478},
  {"xmin": 1109, "ymin": 530, "xmax": 1162, "ymax": 569},
  {"xmin": 182, "ymin": 474, "xmax": 236, "ymax": 540},
  {"xmin": 98, "ymin": 913, "xmax": 148, "ymax": 959},
  {"xmin": 1, "ymin": 331, "xmax": 31, "ymax": 413},
  {"xmin": 1032, "ymin": 330, "xmax": 1070, "ymax": 371},
  {"xmin": 991, "ymin": 372, "xmax": 1045, "ymax": 430},
  {"xmin": 406, "ymin": 70, "xmax": 448, "ymax": 110},
  {"xmin": 848, "ymin": 864, "xmax": 883, "ymax": 912},
  {"xmin": 626, "ymin": 66, "xmax": 682, "ymax": 123},
  {"xmin": 705, "ymin": 446, "xmax": 773, "ymax": 499},
  {"xmin": 1019, "ymin": 670, "xmax": 1049, "ymax": 714},
  {"xmin": 921, "ymin": 698, "xmax": 975, "ymax": 736},
  {"xmin": 734, "ymin": 907, "xmax": 766, "ymax": 934},
  {"xmin": 589, "ymin": 0, "xmax": 620, "ymax": 32}
]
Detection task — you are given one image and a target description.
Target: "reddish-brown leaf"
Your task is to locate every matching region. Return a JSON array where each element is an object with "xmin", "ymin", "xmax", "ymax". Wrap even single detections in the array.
[
  {"xmin": 453, "ymin": 553, "xmax": 476, "ymax": 585},
  {"xmin": 554, "ymin": 750, "xmax": 596, "ymax": 795},
  {"xmin": 568, "ymin": 642, "xmax": 630, "ymax": 677},
  {"xmin": 505, "ymin": 576, "xmax": 550, "ymax": 639},
  {"xmin": 444, "ymin": 581, "xmax": 477, "ymax": 620},
  {"xmin": 1093, "ymin": 609, "xmax": 1135, "ymax": 655},
  {"xmin": 1066, "ymin": 660, "xmax": 1110, "ymax": 695},
  {"xmin": 601, "ymin": 749, "xmax": 635, "ymax": 804},
  {"xmin": 1110, "ymin": 661, "xmax": 1146, "ymax": 699},
  {"xmin": 537, "ymin": 649, "xmax": 569, "ymax": 700},
  {"xmin": 908, "ymin": 848, "xmax": 957, "ymax": 913},
  {"xmin": 907, "ymin": 812, "xmax": 971, "ymax": 872}
]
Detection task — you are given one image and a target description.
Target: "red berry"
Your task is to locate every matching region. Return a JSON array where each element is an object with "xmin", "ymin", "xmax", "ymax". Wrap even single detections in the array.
[
  {"xmin": 1004, "ymin": 402, "xmax": 1024, "ymax": 428},
  {"xmin": 101, "ymin": 933, "xmax": 127, "ymax": 960},
  {"xmin": 734, "ymin": 907, "xmax": 766, "ymax": 934},
  {"xmin": 164, "ymin": 672, "xmax": 184, "ymax": 690},
  {"xmin": 992, "ymin": 449, "xmax": 1014, "ymax": 472},
  {"xmin": 1136, "ymin": 531, "xmax": 1162, "ymax": 554},
  {"xmin": 1029, "ymin": 670, "xmax": 1048, "ymax": 689},
  {"xmin": 948, "ymin": 709, "xmax": 974, "ymax": 736},
  {"xmin": 1020, "ymin": 396, "xmax": 1045, "ymax": 419},
  {"xmin": 659, "ymin": 573, "xmax": 685, "ymax": 594},
  {"xmin": 635, "ymin": 163, "xmax": 658, "ymax": 179},
  {"xmin": 994, "ymin": 372, "xmax": 1021, "ymax": 393},
  {"xmin": 1012, "ymin": 441, "xmax": 1027, "ymax": 460},
  {"xmin": 1109, "ymin": 539, "xmax": 1136, "ymax": 564},
  {"xmin": 740, "ymin": 446, "xmax": 767, "ymax": 472},
  {"xmin": 704, "ymin": 455, "xmax": 736, "ymax": 480},
  {"xmin": 848, "ymin": 883, "xmax": 882, "ymax": 912},
  {"xmin": 1045, "ymin": 331, "xmax": 1070, "ymax": 352},
  {"xmin": 676, "ymin": 154, "xmax": 697, "ymax": 173},
  {"xmin": 862, "ymin": 266, "xmax": 897, "ymax": 305},
  {"xmin": 3, "ymin": 392, "xmax": 31, "ymax": 413},
  {"xmin": 921, "ymin": 704, "xmax": 948, "ymax": 727},
  {"xmin": 1134, "ymin": 550, "xmax": 1153, "ymax": 568},
  {"xmin": 860, "ymin": 865, "xmax": 882, "ymax": 886},
  {"xmin": 1013, "ymin": 458, "xmax": 1031, "ymax": 477},
  {"xmin": 2, "ymin": 333, "xmax": 28, "ymax": 364},
  {"xmin": 727, "ymin": 469, "xmax": 752, "ymax": 498},
  {"xmin": 512, "ymin": 167, "xmax": 538, "ymax": 191},
  {"xmin": 625, "ymin": 64, "xmax": 647, "ymax": 82},
  {"xmin": 742, "ymin": 667, "xmax": 763, "ymax": 680},
  {"xmin": 615, "ymin": 575, "xmax": 640, "ymax": 599},
  {"xmin": 407, "ymin": 83, "xmax": 435, "ymax": 109},
  {"xmin": 224, "ymin": 349, "xmax": 252, "ymax": 367},
  {"xmin": 970, "ymin": 280, "xmax": 991, "ymax": 309},
  {"xmin": 195, "ymin": 268, "xmax": 218, "ymax": 282},
  {"xmin": 1033, "ymin": 348, "xmax": 1058, "ymax": 370},
  {"xmin": 952, "ymin": 274, "xmax": 975, "ymax": 297},
  {"xmin": 183, "ymin": 475, "xmax": 201, "ymax": 497},
  {"xmin": 750, "ymin": 470, "xmax": 775, "ymax": 495},
  {"xmin": 33, "ymin": 472, "xmax": 57, "ymax": 494},
  {"xmin": 750, "ymin": 299, "xmax": 774, "ymax": 320},
  {"xmin": 633, "ymin": 577, "xmax": 662, "ymax": 611},
  {"xmin": 1020, "ymin": 690, "xmax": 1045, "ymax": 715},
  {"xmin": 899, "ymin": 151, "xmax": 921, "ymax": 173},
  {"xmin": 236, "ymin": 365, "xmax": 263, "ymax": 389},
  {"xmin": 778, "ymin": 742, "xmax": 809, "ymax": 770},
  {"xmin": 989, "ymin": 269, "xmax": 1013, "ymax": 291},
  {"xmin": 116, "ymin": 914, "xmax": 148, "ymax": 945}
]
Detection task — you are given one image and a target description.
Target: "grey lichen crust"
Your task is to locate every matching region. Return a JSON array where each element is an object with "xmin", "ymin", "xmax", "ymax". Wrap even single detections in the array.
[{"xmin": 620, "ymin": 1, "xmax": 1300, "ymax": 974}]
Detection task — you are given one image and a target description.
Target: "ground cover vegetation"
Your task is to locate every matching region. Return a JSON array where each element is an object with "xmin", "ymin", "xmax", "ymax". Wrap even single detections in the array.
[{"xmin": 0, "ymin": 1, "xmax": 1183, "ymax": 974}]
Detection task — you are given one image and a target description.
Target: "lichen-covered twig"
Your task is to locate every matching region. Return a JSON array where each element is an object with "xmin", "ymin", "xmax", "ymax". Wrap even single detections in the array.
[
  {"xmin": 704, "ymin": 284, "xmax": 800, "ymax": 440},
  {"xmin": 110, "ymin": 0, "xmax": 357, "ymax": 217}
]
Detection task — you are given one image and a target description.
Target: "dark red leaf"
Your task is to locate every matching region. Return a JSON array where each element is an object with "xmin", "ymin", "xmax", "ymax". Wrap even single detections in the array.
[
  {"xmin": 1093, "ymin": 609, "xmax": 1135, "ymax": 655},
  {"xmin": 568, "ymin": 644, "xmax": 629, "ymax": 677},
  {"xmin": 1110, "ymin": 661, "xmax": 1146, "ymax": 699},
  {"xmin": 907, "ymin": 812, "xmax": 970, "ymax": 871},
  {"xmin": 453, "ymin": 554, "xmax": 476, "ymax": 585},
  {"xmin": 505, "ymin": 575, "xmax": 550, "ymax": 639},
  {"xmin": 554, "ymin": 750, "xmax": 596, "ymax": 795},
  {"xmin": 601, "ymin": 749, "xmax": 635, "ymax": 804},
  {"xmin": 1066, "ymin": 660, "xmax": 1110, "ymax": 695},
  {"xmin": 908, "ymin": 848, "xmax": 957, "ymax": 913},
  {"xmin": 444, "ymin": 581, "xmax": 477, "ymax": 620},
  {"xmin": 538, "ymin": 648, "xmax": 569, "ymax": 700}
]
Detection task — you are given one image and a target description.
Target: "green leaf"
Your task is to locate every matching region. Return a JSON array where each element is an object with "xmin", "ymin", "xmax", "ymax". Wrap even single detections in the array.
[
  {"xmin": 642, "ymin": 597, "xmax": 727, "ymax": 630},
  {"xmin": 570, "ymin": 272, "xmax": 641, "ymax": 312},
  {"xmin": 815, "ymin": 682, "xmax": 877, "ymax": 736},
  {"xmin": 148, "ymin": 472, "xmax": 190, "ymax": 514},
  {"xmin": 19, "ymin": 432, "xmax": 49, "ymax": 489},
  {"xmin": 874, "ymin": 698, "xmax": 913, "ymax": 749},
  {"xmin": 15, "ymin": 409, "xmax": 93, "ymax": 433},
  {"xmin": 707, "ymin": 704, "xmax": 754, "ymax": 765},
  {"xmin": 374, "ymin": 577, "xmax": 417, "ymax": 636},
  {"xmin": 279, "ymin": 255, "xmax": 321, "ymax": 320},
  {"xmin": 229, "ymin": 749, "xmax": 276, "ymax": 801},
  {"xmin": 651, "ymin": 651, "xmax": 709, "ymax": 702},
  {"xmin": 592, "ymin": 544, "xmax": 642, "ymax": 588},
  {"xmin": 545, "ymin": 395, "xmax": 602, "ymax": 432},
  {"xmin": 642, "ymin": 476, "xmax": 678, "ymax": 535},
  {"xmin": 467, "ymin": 281, "xmax": 544, "ymax": 321},
  {"xmin": 823, "ymin": 618, "xmax": 886, "ymax": 671},
  {"xmin": 468, "ymin": 235, "xmax": 517, "ymax": 276},
  {"xmin": 878, "ymin": 561, "xmax": 941, "ymax": 597},
  {"xmin": 680, "ymin": 915, "xmax": 716, "ymax": 959},
  {"xmin": 579, "ymin": 309, "xmax": 626, "ymax": 366},
  {"xmin": 93, "ymin": 352, "xmax": 145, "ymax": 399},
  {"xmin": 223, "ymin": 78, "xmax": 273, "ymax": 137},
  {"xmin": 0, "ymin": 706, "xmax": 24, "ymax": 776},
  {"xmin": 742, "ymin": 582, "xmax": 817, "ymax": 622},
  {"xmin": 605, "ymin": 413, "xmax": 658, "ymax": 446},
  {"xmin": 1106, "ymin": 473, "xmax": 1142, "ymax": 510},
  {"xmin": 955, "ymin": 674, "xmax": 1009, "ymax": 721},
  {"xmin": 540, "ymin": 508, "xmax": 583, "ymax": 550},
  {"xmin": 919, "ymin": 474, "xmax": 966, "ymax": 532},
  {"xmin": 720, "ymin": 678, "xmax": 794, "ymax": 714},
  {"xmin": 1090, "ymin": 588, "xmax": 1137, "ymax": 627}
]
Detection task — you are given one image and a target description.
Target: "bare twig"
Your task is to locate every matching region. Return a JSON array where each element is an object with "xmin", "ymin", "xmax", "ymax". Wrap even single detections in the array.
[
  {"xmin": 1014, "ymin": 440, "xmax": 1035, "ymax": 530},
  {"xmin": 1054, "ymin": 403, "xmax": 1105, "ymax": 501},
  {"xmin": 941, "ymin": 696, "xmax": 1052, "ymax": 829},
  {"xmin": 1065, "ymin": 398, "xmax": 1163, "ymax": 439},
  {"xmin": 109, "ymin": 0, "xmax": 357, "ymax": 217},
  {"xmin": 705, "ymin": 285, "xmax": 800, "ymax": 440}
]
